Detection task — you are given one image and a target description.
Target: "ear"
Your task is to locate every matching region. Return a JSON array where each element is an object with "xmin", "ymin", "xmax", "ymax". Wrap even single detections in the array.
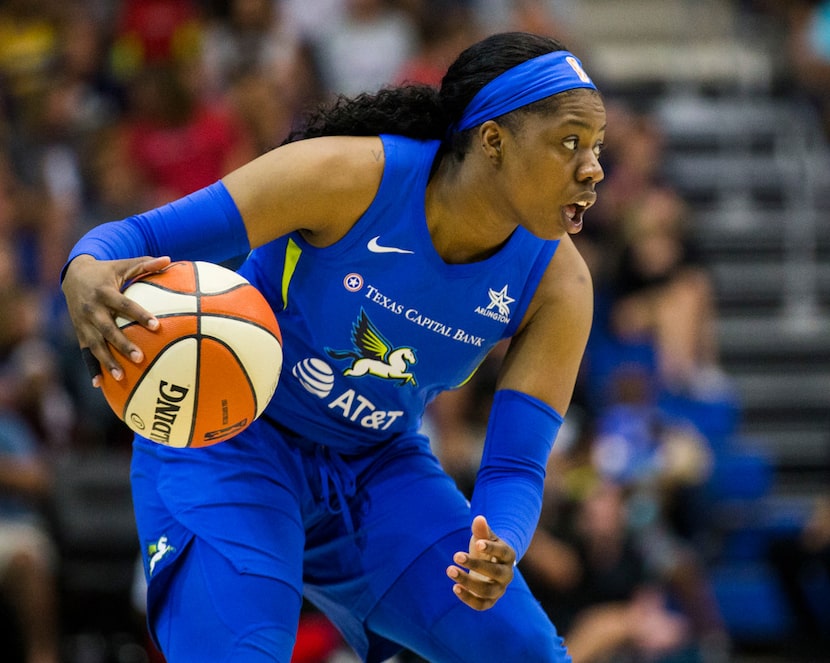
[{"xmin": 478, "ymin": 121, "xmax": 504, "ymax": 162}]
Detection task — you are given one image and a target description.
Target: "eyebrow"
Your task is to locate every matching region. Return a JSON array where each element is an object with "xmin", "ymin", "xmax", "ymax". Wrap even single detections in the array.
[{"xmin": 561, "ymin": 119, "xmax": 607, "ymax": 132}]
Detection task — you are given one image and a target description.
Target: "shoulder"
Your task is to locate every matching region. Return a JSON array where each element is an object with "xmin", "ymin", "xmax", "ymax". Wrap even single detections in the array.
[
  {"xmin": 223, "ymin": 135, "xmax": 389, "ymax": 247},
  {"xmin": 527, "ymin": 236, "xmax": 593, "ymax": 328},
  {"xmin": 530, "ymin": 236, "xmax": 594, "ymax": 351},
  {"xmin": 284, "ymin": 134, "xmax": 388, "ymax": 180}
]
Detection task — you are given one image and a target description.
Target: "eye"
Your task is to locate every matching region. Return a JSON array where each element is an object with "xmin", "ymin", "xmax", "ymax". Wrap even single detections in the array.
[
  {"xmin": 593, "ymin": 142, "xmax": 605, "ymax": 158},
  {"xmin": 562, "ymin": 137, "xmax": 577, "ymax": 151}
]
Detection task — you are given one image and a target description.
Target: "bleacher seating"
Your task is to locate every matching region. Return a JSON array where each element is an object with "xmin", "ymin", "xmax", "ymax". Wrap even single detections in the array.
[{"xmin": 569, "ymin": 0, "xmax": 830, "ymax": 649}]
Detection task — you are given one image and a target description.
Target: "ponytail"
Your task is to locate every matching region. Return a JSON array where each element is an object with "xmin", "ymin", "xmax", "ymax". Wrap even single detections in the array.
[
  {"xmin": 285, "ymin": 32, "xmax": 572, "ymax": 159},
  {"xmin": 284, "ymin": 85, "xmax": 447, "ymax": 144}
]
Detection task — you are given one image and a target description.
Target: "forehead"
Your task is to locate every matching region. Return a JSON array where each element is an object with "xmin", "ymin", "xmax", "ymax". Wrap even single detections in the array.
[
  {"xmin": 509, "ymin": 89, "xmax": 605, "ymax": 136},
  {"xmin": 548, "ymin": 89, "xmax": 606, "ymax": 129}
]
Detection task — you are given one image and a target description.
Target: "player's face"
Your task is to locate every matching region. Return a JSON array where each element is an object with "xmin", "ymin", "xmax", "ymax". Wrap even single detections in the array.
[{"xmin": 502, "ymin": 89, "xmax": 606, "ymax": 240}]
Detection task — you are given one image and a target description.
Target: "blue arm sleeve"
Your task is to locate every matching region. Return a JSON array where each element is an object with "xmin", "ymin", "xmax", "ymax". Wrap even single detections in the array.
[
  {"xmin": 469, "ymin": 388, "xmax": 563, "ymax": 561},
  {"xmin": 61, "ymin": 181, "xmax": 250, "ymax": 281}
]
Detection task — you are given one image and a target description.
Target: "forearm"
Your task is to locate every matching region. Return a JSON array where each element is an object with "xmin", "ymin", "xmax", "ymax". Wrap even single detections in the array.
[
  {"xmin": 62, "ymin": 181, "xmax": 250, "ymax": 280},
  {"xmin": 469, "ymin": 389, "xmax": 563, "ymax": 560}
]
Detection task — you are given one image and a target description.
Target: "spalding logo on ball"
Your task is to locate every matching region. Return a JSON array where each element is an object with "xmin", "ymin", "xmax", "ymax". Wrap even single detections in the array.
[{"xmin": 100, "ymin": 260, "xmax": 283, "ymax": 448}]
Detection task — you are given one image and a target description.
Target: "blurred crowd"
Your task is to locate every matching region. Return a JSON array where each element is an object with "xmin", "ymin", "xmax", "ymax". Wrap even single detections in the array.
[
  {"xmin": 0, "ymin": 0, "xmax": 828, "ymax": 662},
  {"xmin": 753, "ymin": 0, "xmax": 830, "ymax": 138}
]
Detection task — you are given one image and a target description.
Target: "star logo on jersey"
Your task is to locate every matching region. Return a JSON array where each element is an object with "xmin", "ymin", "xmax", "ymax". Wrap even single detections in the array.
[
  {"xmin": 367, "ymin": 236, "xmax": 414, "ymax": 255},
  {"xmin": 343, "ymin": 272, "xmax": 363, "ymax": 292},
  {"xmin": 326, "ymin": 309, "xmax": 417, "ymax": 385},
  {"xmin": 486, "ymin": 285, "xmax": 515, "ymax": 317},
  {"xmin": 474, "ymin": 284, "xmax": 514, "ymax": 324}
]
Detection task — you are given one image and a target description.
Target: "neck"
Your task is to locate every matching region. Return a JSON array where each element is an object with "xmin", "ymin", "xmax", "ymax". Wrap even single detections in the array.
[{"xmin": 425, "ymin": 154, "xmax": 516, "ymax": 264}]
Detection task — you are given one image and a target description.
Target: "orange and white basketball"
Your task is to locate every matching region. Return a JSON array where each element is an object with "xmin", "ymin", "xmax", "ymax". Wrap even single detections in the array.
[{"xmin": 100, "ymin": 260, "xmax": 282, "ymax": 448}]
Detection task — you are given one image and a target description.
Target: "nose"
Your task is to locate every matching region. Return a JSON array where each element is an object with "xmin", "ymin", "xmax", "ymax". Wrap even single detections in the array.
[{"xmin": 577, "ymin": 151, "xmax": 604, "ymax": 184}]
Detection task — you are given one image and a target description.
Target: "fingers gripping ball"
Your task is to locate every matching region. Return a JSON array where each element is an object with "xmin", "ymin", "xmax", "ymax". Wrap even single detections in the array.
[{"xmin": 100, "ymin": 261, "xmax": 282, "ymax": 448}]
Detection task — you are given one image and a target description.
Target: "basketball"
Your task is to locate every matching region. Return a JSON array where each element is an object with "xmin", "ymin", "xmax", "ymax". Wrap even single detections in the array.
[{"xmin": 100, "ymin": 260, "xmax": 283, "ymax": 448}]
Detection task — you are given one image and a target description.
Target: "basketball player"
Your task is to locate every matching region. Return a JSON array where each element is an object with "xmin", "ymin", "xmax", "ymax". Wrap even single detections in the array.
[{"xmin": 61, "ymin": 32, "xmax": 605, "ymax": 663}]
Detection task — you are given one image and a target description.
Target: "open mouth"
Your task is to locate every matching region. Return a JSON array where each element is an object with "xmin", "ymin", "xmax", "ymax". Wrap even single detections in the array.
[{"xmin": 562, "ymin": 201, "xmax": 589, "ymax": 230}]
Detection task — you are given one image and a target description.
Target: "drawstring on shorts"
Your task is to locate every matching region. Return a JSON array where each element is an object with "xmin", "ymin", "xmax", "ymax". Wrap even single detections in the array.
[
  {"xmin": 313, "ymin": 445, "xmax": 357, "ymax": 534},
  {"xmin": 261, "ymin": 414, "xmax": 360, "ymax": 536}
]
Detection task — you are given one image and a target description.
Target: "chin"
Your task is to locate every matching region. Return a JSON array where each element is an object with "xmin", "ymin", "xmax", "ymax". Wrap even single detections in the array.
[
  {"xmin": 523, "ymin": 214, "xmax": 570, "ymax": 240},
  {"xmin": 527, "ymin": 227, "xmax": 567, "ymax": 241}
]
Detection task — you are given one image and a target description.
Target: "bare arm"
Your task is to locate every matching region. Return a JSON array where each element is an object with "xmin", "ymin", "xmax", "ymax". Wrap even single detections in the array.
[{"xmin": 497, "ymin": 235, "xmax": 594, "ymax": 413}]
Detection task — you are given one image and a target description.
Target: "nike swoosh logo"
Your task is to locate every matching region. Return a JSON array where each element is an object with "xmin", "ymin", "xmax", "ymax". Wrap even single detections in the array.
[{"xmin": 367, "ymin": 236, "xmax": 414, "ymax": 254}]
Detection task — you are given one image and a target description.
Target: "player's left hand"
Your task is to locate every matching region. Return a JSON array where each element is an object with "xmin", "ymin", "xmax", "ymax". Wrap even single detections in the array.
[{"xmin": 446, "ymin": 515, "xmax": 515, "ymax": 610}]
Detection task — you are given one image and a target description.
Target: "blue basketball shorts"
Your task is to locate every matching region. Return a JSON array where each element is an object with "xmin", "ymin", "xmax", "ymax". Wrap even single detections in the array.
[{"xmin": 131, "ymin": 418, "xmax": 571, "ymax": 662}]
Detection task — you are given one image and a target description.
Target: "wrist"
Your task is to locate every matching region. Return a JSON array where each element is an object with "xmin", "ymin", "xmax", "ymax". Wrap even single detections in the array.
[{"xmin": 61, "ymin": 253, "xmax": 96, "ymax": 284}]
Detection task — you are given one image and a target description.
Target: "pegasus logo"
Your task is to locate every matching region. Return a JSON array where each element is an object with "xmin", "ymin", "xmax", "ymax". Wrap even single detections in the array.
[
  {"xmin": 148, "ymin": 535, "xmax": 176, "ymax": 576},
  {"xmin": 326, "ymin": 309, "xmax": 417, "ymax": 385}
]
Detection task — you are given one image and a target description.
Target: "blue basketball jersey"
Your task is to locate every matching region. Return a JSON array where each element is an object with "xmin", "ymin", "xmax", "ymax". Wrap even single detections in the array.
[{"xmin": 238, "ymin": 135, "xmax": 559, "ymax": 452}]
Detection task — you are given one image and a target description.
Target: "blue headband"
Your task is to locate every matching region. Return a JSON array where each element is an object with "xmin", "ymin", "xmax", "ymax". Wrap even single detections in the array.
[{"xmin": 453, "ymin": 50, "xmax": 597, "ymax": 132}]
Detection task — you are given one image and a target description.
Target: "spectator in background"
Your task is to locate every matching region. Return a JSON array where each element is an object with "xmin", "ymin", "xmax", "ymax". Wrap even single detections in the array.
[
  {"xmin": 0, "ymin": 0, "xmax": 74, "ymax": 290},
  {"xmin": 470, "ymin": 0, "xmax": 574, "ymax": 32},
  {"xmin": 200, "ymin": 0, "xmax": 319, "ymax": 110},
  {"xmin": 606, "ymin": 187, "xmax": 724, "ymax": 397},
  {"xmin": 521, "ymin": 471, "xmax": 691, "ymax": 663},
  {"xmin": 81, "ymin": 126, "xmax": 154, "ymax": 228},
  {"xmin": 0, "ymin": 402, "xmax": 60, "ymax": 663},
  {"xmin": 520, "ymin": 367, "xmax": 730, "ymax": 663},
  {"xmin": 0, "ymin": 152, "xmax": 60, "ymax": 295},
  {"xmin": 4, "ymin": 337, "xmax": 75, "ymax": 454},
  {"xmin": 757, "ymin": 0, "xmax": 830, "ymax": 138},
  {"xmin": 108, "ymin": 0, "xmax": 203, "ymax": 85},
  {"xmin": 591, "ymin": 368, "xmax": 729, "ymax": 649},
  {"xmin": 310, "ymin": 0, "xmax": 418, "ymax": 96},
  {"xmin": 576, "ymin": 104, "xmax": 733, "ymax": 412},
  {"xmin": 2, "ymin": 4, "xmax": 123, "ymax": 296},
  {"xmin": 120, "ymin": 62, "xmax": 256, "ymax": 204},
  {"xmin": 282, "ymin": 0, "xmax": 347, "ymax": 45},
  {"xmin": 224, "ymin": 70, "xmax": 305, "ymax": 156},
  {"xmin": 767, "ymin": 492, "xmax": 830, "ymax": 651},
  {"xmin": 48, "ymin": 5, "xmax": 123, "ymax": 142},
  {"xmin": 0, "ymin": 225, "xmax": 62, "ymax": 663},
  {"xmin": 395, "ymin": 2, "xmax": 479, "ymax": 88},
  {"xmin": 0, "ymin": 0, "xmax": 61, "ymax": 134},
  {"xmin": 0, "ymin": 162, "xmax": 76, "ymax": 449}
]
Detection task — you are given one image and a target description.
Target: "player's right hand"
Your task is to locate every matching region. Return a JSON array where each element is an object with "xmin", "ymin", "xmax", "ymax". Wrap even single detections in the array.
[{"xmin": 61, "ymin": 254, "xmax": 170, "ymax": 386}]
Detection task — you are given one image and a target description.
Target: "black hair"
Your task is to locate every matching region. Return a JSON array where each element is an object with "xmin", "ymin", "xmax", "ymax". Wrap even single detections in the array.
[{"xmin": 284, "ymin": 32, "xmax": 571, "ymax": 158}]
